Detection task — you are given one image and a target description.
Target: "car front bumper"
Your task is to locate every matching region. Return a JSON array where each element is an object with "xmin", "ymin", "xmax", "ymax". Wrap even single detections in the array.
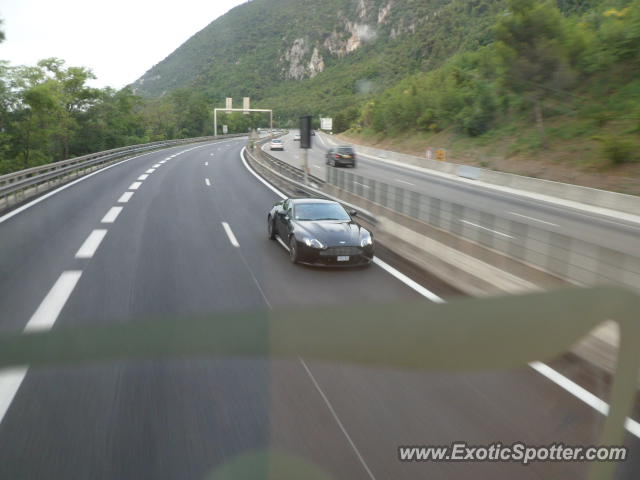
[
  {"xmin": 296, "ymin": 242, "xmax": 374, "ymax": 267},
  {"xmin": 332, "ymin": 157, "xmax": 355, "ymax": 166}
]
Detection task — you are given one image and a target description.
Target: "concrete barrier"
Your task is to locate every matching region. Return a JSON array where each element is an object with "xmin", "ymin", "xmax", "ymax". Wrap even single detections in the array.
[
  {"xmin": 247, "ymin": 142, "xmax": 629, "ymax": 383},
  {"xmin": 327, "ymin": 135, "xmax": 640, "ymax": 216}
]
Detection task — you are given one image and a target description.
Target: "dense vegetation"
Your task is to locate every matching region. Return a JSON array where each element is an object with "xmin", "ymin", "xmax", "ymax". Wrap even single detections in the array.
[
  {"xmin": 1, "ymin": 0, "xmax": 639, "ymax": 176},
  {"xmin": 0, "ymin": 59, "xmax": 267, "ymax": 175},
  {"xmin": 134, "ymin": 0, "xmax": 506, "ymax": 118},
  {"xmin": 355, "ymin": 0, "xmax": 640, "ymax": 166}
]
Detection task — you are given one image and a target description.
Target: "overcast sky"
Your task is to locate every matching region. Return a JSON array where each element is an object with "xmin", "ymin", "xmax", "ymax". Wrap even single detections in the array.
[{"xmin": 0, "ymin": 0, "xmax": 247, "ymax": 89}]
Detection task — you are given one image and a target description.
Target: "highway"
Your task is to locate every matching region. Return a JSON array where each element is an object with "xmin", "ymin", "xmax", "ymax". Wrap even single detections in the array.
[
  {"xmin": 0, "ymin": 137, "xmax": 638, "ymax": 479},
  {"xmin": 265, "ymin": 131, "xmax": 640, "ymax": 258}
]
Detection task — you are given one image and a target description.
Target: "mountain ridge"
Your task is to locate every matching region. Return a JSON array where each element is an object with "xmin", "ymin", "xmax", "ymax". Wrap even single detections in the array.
[{"xmin": 131, "ymin": 0, "xmax": 502, "ymax": 115}]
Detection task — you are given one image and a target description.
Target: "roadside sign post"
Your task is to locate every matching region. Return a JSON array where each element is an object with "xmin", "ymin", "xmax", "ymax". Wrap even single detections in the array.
[
  {"xmin": 300, "ymin": 115, "xmax": 312, "ymax": 185},
  {"xmin": 320, "ymin": 117, "xmax": 333, "ymax": 132},
  {"xmin": 214, "ymin": 107, "xmax": 273, "ymax": 137}
]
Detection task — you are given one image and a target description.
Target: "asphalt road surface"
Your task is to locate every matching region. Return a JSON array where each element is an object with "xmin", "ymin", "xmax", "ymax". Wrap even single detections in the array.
[
  {"xmin": 0, "ymin": 137, "xmax": 637, "ymax": 479},
  {"xmin": 265, "ymin": 131, "xmax": 640, "ymax": 258}
]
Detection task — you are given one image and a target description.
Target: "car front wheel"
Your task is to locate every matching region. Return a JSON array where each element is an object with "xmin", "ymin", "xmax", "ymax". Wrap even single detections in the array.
[
  {"xmin": 268, "ymin": 216, "xmax": 276, "ymax": 240},
  {"xmin": 289, "ymin": 236, "xmax": 299, "ymax": 263}
]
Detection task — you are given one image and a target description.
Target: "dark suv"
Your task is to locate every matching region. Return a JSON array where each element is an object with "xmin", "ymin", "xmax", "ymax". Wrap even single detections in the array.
[{"xmin": 326, "ymin": 146, "xmax": 356, "ymax": 167}]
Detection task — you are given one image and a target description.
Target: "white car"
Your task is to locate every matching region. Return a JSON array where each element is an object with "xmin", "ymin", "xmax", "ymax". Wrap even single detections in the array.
[
  {"xmin": 293, "ymin": 134, "xmax": 301, "ymax": 141},
  {"xmin": 270, "ymin": 139, "xmax": 284, "ymax": 151}
]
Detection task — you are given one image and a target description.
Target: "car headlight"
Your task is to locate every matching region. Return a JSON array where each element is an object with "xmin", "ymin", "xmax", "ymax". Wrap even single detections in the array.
[
  {"xmin": 304, "ymin": 237, "xmax": 325, "ymax": 249},
  {"xmin": 360, "ymin": 233, "xmax": 373, "ymax": 247}
]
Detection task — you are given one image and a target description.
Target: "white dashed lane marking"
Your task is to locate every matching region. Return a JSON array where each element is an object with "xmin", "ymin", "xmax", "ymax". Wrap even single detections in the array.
[
  {"xmin": 75, "ymin": 229, "xmax": 108, "ymax": 259},
  {"xmin": 118, "ymin": 192, "xmax": 134, "ymax": 203},
  {"xmin": 222, "ymin": 222, "xmax": 240, "ymax": 248},
  {"xmin": 101, "ymin": 206, "xmax": 123, "ymax": 224}
]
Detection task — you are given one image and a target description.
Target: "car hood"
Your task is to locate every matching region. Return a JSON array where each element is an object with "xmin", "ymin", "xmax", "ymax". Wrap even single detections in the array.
[{"xmin": 294, "ymin": 220, "xmax": 367, "ymax": 246}]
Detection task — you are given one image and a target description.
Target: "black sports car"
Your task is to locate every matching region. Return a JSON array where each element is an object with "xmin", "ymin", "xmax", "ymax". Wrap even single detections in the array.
[{"xmin": 267, "ymin": 198, "xmax": 374, "ymax": 266}]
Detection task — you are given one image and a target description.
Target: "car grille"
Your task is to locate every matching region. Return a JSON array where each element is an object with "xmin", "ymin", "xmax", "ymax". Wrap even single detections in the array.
[{"xmin": 320, "ymin": 246, "xmax": 362, "ymax": 256}]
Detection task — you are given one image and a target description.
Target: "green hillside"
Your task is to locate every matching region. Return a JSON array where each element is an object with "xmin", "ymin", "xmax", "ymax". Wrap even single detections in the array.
[
  {"xmin": 133, "ymin": 0, "xmax": 507, "ymax": 114},
  {"xmin": 2, "ymin": 0, "xmax": 638, "ymax": 186}
]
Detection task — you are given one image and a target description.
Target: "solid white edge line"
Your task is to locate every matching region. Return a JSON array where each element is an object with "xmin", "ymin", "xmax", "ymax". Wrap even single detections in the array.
[
  {"xmin": 509, "ymin": 211, "xmax": 560, "ymax": 227},
  {"xmin": 222, "ymin": 222, "xmax": 240, "ymax": 248},
  {"xmin": 0, "ymin": 270, "xmax": 82, "ymax": 425},
  {"xmin": 460, "ymin": 219, "xmax": 514, "ymax": 239},
  {"xmin": 0, "ymin": 141, "xmax": 247, "ymax": 424},
  {"xmin": 0, "ymin": 150, "xmax": 154, "ymax": 224},
  {"xmin": 118, "ymin": 192, "xmax": 134, "ymax": 203},
  {"xmin": 101, "ymin": 206, "xmax": 123, "ymax": 224},
  {"xmin": 0, "ymin": 139, "xmax": 242, "ymax": 225},
  {"xmin": 299, "ymin": 358, "xmax": 377, "ymax": 480},
  {"xmin": 240, "ymin": 144, "xmax": 640, "ymax": 439},
  {"xmin": 530, "ymin": 361, "xmax": 640, "ymax": 438},
  {"xmin": 395, "ymin": 179, "xmax": 415, "ymax": 186},
  {"xmin": 372, "ymin": 257, "xmax": 445, "ymax": 303},
  {"xmin": 75, "ymin": 229, "xmax": 108, "ymax": 259},
  {"xmin": 240, "ymin": 147, "xmax": 287, "ymax": 199}
]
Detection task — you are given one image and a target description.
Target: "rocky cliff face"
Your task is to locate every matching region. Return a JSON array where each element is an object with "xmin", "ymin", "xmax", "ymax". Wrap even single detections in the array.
[
  {"xmin": 279, "ymin": 0, "xmax": 397, "ymax": 80},
  {"xmin": 131, "ymin": 0, "xmax": 460, "ymax": 100}
]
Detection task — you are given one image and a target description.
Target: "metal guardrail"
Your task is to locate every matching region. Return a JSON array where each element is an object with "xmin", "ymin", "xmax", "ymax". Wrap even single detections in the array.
[
  {"xmin": 327, "ymin": 167, "xmax": 640, "ymax": 293},
  {"xmin": 0, "ymin": 134, "xmax": 246, "ymax": 213},
  {"xmin": 258, "ymin": 149, "xmax": 325, "ymax": 187},
  {"xmin": 246, "ymin": 140, "xmax": 377, "ymax": 226}
]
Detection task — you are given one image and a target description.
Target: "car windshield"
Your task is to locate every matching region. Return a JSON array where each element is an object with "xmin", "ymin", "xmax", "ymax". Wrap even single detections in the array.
[
  {"xmin": 293, "ymin": 202, "xmax": 350, "ymax": 221},
  {"xmin": 337, "ymin": 147, "xmax": 354, "ymax": 154}
]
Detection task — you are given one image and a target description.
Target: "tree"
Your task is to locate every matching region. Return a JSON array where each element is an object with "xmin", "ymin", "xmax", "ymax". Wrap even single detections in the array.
[
  {"xmin": 36, "ymin": 58, "xmax": 101, "ymax": 158},
  {"xmin": 494, "ymin": 0, "xmax": 574, "ymax": 143}
]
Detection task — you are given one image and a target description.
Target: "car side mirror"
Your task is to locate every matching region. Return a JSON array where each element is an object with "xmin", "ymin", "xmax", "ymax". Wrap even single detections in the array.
[{"xmin": 350, "ymin": 210, "xmax": 358, "ymax": 217}]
